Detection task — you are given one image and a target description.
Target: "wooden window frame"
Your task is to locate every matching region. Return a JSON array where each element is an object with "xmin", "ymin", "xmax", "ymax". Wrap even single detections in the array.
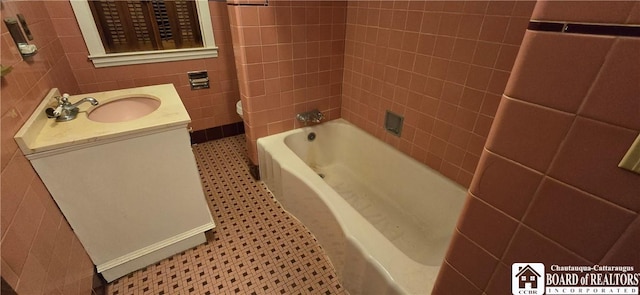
[{"xmin": 71, "ymin": 0, "xmax": 217, "ymax": 68}]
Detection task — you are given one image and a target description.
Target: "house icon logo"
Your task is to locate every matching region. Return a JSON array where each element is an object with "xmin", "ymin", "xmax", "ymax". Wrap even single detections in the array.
[{"xmin": 512, "ymin": 263, "xmax": 545, "ymax": 294}]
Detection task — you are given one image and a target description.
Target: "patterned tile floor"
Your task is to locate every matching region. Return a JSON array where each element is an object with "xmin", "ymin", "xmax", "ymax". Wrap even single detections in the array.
[{"xmin": 106, "ymin": 135, "xmax": 346, "ymax": 295}]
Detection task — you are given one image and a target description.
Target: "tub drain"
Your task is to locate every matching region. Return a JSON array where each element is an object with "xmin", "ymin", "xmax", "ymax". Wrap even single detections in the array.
[{"xmin": 307, "ymin": 132, "xmax": 316, "ymax": 141}]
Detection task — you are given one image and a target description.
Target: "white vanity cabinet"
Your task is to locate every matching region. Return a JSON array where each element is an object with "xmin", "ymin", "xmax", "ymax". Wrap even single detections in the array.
[{"xmin": 15, "ymin": 85, "xmax": 215, "ymax": 282}]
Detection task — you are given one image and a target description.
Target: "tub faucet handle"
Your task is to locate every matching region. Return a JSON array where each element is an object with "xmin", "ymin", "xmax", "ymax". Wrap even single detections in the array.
[
  {"xmin": 296, "ymin": 109, "xmax": 324, "ymax": 125},
  {"xmin": 310, "ymin": 110, "xmax": 324, "ymax": 123}
]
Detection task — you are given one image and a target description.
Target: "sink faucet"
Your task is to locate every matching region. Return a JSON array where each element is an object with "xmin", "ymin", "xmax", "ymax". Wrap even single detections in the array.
[
  {"xmin": 296, "ymin": 109, "xmax": 325, "ymax": 126},
  {"xmin": 46, "ymin": 93, "xmax": 99, "ymax": 122}
]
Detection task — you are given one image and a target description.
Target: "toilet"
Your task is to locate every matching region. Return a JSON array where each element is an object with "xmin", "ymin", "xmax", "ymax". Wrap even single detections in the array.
[{"xmin": 236, "ymin": 100, "xmax": 243, "ymax": 119}]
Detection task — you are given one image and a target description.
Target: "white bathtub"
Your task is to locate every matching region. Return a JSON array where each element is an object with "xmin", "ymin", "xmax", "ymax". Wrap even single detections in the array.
[{"xmin": 257, "ymin": 119, "xmax": 466, "ymax": 294}]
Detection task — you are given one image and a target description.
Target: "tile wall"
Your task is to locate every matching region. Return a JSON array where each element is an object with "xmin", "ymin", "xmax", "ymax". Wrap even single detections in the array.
[
  {"xmin": 341, "ymin": 1, "xmax": 536, "ymax": 187},
  {"xmin": 228, "ymin": 0, "xmax": 347, "ymax": 163},
  {"xmin": 46, "ymin": 1, "xmax": 241, "ymax": 131},
  {"xmin": 1, "ymin": 1, "xmax": 95, "ymax": 294},
  {"xmin": 433, "ymin": 1, "xmax": 640, "ymax": 294},
  {"xmin": 4, "ymin": 1, "xmax": 638, "ymax": 294}
]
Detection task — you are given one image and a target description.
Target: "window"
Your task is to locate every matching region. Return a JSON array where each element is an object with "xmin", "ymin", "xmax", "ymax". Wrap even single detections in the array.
[
  {"xmin": 89, "ymin": 0, "xmax": 203, "ymax": 53},
  {"xmin": 71, "ymin": 0, "xmax": 217, "ymax": 68}
]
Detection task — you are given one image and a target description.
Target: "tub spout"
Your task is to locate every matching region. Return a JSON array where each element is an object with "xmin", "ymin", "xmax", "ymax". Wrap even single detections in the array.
[{"xmin": 296, "ymin": 109, "xmax": 324, "ymax": 125}]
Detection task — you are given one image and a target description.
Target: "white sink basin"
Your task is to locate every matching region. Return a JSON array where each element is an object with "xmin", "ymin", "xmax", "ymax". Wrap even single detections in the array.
[
  {"xmin": 88, "ymin": 97, "xmax": 161, "ymax": 123},
  {"xmin": 14, "ymin": 84, "xmax": 191, "ymax": 155}
]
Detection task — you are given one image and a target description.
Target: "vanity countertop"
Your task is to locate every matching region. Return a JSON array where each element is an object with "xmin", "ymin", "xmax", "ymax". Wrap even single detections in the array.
[{"xmin": 15, "ymin": 84, "xmax": 190, "ymax": 156}]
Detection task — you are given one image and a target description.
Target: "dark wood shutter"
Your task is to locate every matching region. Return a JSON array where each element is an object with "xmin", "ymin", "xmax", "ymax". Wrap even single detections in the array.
[{"xmin": 88, "ymin": 0, "xmax": 203, "ymax": 54}]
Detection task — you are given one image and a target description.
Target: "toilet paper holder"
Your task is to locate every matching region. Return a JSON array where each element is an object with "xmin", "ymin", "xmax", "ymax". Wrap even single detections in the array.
[{"xmin": 188, "ymin": 71, "xmax": 209, "ymax": 90}]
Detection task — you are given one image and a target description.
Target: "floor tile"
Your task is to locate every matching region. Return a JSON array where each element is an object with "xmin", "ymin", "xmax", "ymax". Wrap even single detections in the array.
[{"xmin": 106, "ymin": 135, "xmax": 346, "ymax": 295}]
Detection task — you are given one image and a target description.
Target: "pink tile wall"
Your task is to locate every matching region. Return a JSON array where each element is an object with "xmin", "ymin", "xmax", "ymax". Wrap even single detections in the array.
[
  {"xmin": 433, "ymin": 2, "xmax": 640, "ymax": 294},
  {"xmin": 1, "ymin": 1, "xmax": 94, "ymax": 294},
  {"xmin": 228, "ymin": 1, "xmax": 346, "ymax": 163},
  {"xmin": 341, "ymin": 1, "xmax": 535, "ymax": 187},
  {"xmin": 48, "ymin": 0, "xmax": 241, "ymax": 131}
]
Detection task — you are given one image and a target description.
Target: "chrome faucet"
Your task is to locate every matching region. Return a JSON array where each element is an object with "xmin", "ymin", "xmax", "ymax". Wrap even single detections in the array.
[
  {"xmin": 46, "ymin": 93, "xmax": 99, "ymax": 122},
  {"xmin": 296, "ymin": 109, "xmax": 325, "ymax": 125}
]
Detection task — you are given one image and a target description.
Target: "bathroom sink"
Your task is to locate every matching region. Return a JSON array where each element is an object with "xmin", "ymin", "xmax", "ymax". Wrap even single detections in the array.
[
  {"xmin": 88, "ymin": 96, "xmax": 160, "ymax": 123},
  {"xmin": 15, "ymin": 85, "xmax": 213, "ymax": 282},
  {"xmin": 15, "ymin": 85, "xmax": 190, "ymax": 155}
]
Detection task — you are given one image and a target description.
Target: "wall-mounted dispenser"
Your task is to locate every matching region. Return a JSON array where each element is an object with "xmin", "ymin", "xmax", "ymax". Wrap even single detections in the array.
[
  {"xmin": 3, "ymin": 17, "xmax": 37, "ymax": 58},
  {"xmin": 16, "ymin": 14, "xmax": 33, "ymax": 41}
]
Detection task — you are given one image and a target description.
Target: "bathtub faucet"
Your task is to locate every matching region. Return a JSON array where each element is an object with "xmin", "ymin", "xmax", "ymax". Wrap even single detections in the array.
[
  {"xmin": 296, "ymin": 109, "xmax": 325, "ymax": 125},
  {"xmin": 45, "ymin": 93, "xmax": 99, "ymax": 122}
]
